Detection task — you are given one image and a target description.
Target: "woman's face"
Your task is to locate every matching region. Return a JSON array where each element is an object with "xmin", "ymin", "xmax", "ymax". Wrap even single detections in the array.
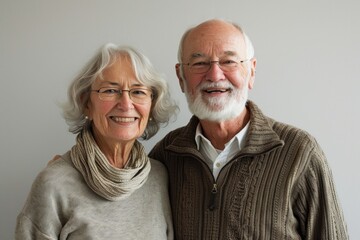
[{"xmin": 85, "ymin": 56, "xmax": 152, "ymax": 146}]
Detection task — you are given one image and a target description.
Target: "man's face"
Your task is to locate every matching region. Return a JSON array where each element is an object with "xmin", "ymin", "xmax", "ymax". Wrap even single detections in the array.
[{"xmin": 176, "ymin": 20, "xmax": 256, "ymax": 121}]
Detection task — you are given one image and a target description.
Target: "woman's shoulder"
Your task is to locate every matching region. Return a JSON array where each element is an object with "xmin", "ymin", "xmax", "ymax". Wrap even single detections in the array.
[
  {"xmin": 32, "ymin": 152, "xmax": 80, "ymax": 191},
  {"xmin": 148, "ymin": 158, "xmax": 168, "ymax": 181},
  {"xmin": 149, "ymin": 158, "xmax": 167, "ymax": 172},
  {"xmin": 40, "ymin": 151, "xmax": 75, "ymax": 174}
]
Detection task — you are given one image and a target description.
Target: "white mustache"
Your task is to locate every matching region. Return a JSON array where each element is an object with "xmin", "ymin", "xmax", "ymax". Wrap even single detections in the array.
[{"xmin": 199, "ymin": 81, "xmax": 234, "ymax": 91}]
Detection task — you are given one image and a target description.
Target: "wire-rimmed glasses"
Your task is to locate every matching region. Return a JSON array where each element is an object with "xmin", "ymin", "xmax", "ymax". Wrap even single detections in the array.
[
  {"xmin": 180, "ymin": 58, "xmax": 250, "ymax": 74},
  {"xmin": 91, "ymin": 87, "xmax": 153, "ymax": 104}
]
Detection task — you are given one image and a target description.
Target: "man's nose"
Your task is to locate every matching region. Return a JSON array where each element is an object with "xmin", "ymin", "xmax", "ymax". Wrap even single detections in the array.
[{"xmin": 206, "ymin": 61, "xmax": 225, "ymax": 81}]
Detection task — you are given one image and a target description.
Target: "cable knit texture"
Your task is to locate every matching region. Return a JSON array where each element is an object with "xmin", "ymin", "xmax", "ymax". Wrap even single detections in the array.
[{"xmin": 149, "ymin": 100, "xmax": 348, "ymax": 240}]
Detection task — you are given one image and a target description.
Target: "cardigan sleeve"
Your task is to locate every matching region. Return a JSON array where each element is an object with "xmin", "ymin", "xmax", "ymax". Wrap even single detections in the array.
[{"xmin": 291, "ymin": 142, "xmax": 349, "ymax": 240}]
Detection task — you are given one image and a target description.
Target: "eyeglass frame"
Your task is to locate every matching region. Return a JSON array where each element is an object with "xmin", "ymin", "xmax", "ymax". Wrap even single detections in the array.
[
  {"xmin": 90, "ymin": 87, "xmax": 153, "ymax": 104},
  {"xmin": 179, "ymin": 58, "xmax": 251, "ymax": 74}
]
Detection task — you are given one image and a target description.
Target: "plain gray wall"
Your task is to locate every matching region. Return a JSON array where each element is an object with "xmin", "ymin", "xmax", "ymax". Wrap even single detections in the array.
[{"xmin": 1, "ymin": 0, "xmax": 359, "ymax": 239}]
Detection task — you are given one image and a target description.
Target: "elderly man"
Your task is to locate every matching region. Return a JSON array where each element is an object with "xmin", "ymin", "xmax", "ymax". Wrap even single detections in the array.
[{"xmin": 149, "ymin": 19, "xmax": 348, "ymax": 239}]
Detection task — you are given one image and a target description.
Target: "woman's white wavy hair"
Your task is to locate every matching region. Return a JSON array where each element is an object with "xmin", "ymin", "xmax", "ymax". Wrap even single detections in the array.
[{"xmin": 61, "ymin": 43, "xmax": 178, "ymax": 140}]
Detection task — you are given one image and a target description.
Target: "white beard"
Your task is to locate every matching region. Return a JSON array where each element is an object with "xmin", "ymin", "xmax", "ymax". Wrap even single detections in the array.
[{"xmin": 184, "ymin": 80, "xmax": 249, "ymax": 122}]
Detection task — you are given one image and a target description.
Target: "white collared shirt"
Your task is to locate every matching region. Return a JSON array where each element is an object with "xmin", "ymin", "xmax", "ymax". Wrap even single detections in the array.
[{"xmin": 195, "ymin": 122, "xmax": 249, "ymax": 180}]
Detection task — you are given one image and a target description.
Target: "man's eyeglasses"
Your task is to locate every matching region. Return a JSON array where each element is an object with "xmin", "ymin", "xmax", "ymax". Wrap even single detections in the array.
[
  {"xmin": 180, "ymin": 58, "xmax": 250, "ymax": 74},
  {"xmin": 91, "ymin": 87, "xmax": 153, "ymax": 104}
]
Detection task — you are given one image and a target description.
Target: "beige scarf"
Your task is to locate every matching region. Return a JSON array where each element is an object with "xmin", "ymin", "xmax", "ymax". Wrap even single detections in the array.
[{"xmin": 70, "ymin": 126, "xmax": 151, "ymax": 201}]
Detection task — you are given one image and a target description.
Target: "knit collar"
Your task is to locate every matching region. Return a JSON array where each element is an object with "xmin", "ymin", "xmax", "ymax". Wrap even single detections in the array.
[
  {"xmin": 194, "ymin": 121, "xmax": 250, "ymax": 151},
  {"xmin": 70, "ymin": 126, "xmax": 151, "ymax": 201},
  {"xmin": 167, "ymin": 100, "xmax": 284, "ymax": 156}
]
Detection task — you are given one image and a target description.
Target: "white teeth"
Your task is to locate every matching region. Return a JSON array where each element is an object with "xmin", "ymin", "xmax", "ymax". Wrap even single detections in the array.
[
  {"xmin": 205, "ymin": 89, "xmax": 228, "ymax": 93},
  {"xmin": 111, "ymin": 117, "xmax": 135, "ymax": 122}
]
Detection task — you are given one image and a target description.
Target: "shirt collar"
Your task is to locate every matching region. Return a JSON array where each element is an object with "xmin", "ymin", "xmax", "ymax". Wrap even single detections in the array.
[{"xmin": 195, "ymin": 121, "xmax": 250, "ymax": 151}]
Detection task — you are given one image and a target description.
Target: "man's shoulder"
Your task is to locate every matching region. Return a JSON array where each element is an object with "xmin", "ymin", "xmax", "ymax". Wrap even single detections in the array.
[
  {"xmin": 148, "ymin": 124, "xmax": 191, "ymax": 160},
  {"xmin": 163, "ymin": 125, "xmax": 188, "ymax": 139},
  {"xmin": 248, "ymin": 100, "xmax": 315, "ymax": 141},
  {"xmin": 272, "ymin": 120, "xmax": 315, "ymax": 141}
]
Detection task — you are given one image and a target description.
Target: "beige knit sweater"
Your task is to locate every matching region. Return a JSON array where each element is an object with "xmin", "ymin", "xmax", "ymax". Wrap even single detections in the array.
[{"xmin": 15, "ymin": 152, "xmax": 173, "ymax": 240}]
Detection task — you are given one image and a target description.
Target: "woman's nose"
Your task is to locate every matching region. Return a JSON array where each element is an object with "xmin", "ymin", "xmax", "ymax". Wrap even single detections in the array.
[{"xmin": 116, "ymin": 91, "xmax": 134, "ymax": 109}]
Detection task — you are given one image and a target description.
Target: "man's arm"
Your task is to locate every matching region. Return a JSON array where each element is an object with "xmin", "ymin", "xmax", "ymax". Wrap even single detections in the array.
[{"xmin": 292, "ymin": 144, "xmax": 348, "ymax": 239}]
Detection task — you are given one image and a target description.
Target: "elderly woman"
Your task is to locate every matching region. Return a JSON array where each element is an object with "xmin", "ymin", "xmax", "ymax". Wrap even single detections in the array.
[{"xmin": 15, "ymin": 44, "xmax": 177, "ymax": 239}]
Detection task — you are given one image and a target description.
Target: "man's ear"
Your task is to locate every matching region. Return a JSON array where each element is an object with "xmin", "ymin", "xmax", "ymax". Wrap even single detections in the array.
[
  {"xmin": 175, "ymin": 63, "xmax": 185, "ymax": 93},
  {"xmin": 248, "ymin": 58, "xmax": 257, "ymax": 89}
]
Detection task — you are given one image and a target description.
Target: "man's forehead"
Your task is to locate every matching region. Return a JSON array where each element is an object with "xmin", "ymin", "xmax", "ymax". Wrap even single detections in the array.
[
  {"xmin": 183, "ymin": 34, "xmax": 246, "ymax": 57},
  {"xmin": 188, "ymin": 51, "xmax": 240, "ymax": 59},
  {"xmin": 184, "ymin": 38, "xmax": 245, "ymax": 57}
]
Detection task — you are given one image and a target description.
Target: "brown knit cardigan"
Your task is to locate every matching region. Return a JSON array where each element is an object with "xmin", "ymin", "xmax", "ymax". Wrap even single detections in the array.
[{"xmin": 149, "ymin": 100, "xmax": 348, "ymax": 240}]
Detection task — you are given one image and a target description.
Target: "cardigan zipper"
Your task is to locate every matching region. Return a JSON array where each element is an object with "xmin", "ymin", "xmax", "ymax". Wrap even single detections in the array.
[
  {"xmin": 207, "ymin": 155, "xmax": 249, "ymax": 211},
  {"xmin": 208, "ymin": 183, "xmax": 218, "ymax": 211}
]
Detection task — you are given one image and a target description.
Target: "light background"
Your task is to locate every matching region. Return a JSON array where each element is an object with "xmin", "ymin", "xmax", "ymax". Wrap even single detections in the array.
[{"xmin": 1, "ymin": 0, "xmax": 359, "ymax": 239}]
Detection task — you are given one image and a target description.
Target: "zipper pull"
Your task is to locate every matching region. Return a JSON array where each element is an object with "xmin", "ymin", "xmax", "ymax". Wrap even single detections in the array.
[{"xmin": 208, "ymin": 184, "xmax": 218, "ymax": 211}]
